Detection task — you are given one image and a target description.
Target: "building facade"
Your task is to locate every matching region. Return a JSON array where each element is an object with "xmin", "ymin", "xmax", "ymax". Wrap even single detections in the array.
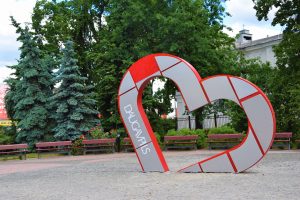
[{"xmin": 235, "ymin": 29, "xmax": 282, "ymax": 66}]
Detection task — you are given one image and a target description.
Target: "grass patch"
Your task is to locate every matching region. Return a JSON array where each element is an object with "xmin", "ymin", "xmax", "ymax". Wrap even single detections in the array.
[{"xmin": 0, "ymin": 153, "xmax": 65, "ymax": 161}]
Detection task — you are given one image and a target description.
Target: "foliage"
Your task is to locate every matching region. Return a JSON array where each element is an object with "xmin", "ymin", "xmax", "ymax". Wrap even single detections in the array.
[
  {"xmin": 0, "ymin": 127, "xmax": 14, "ymax": 145},
  {"xmin": 32, "ymin": 0, "xmax": 109, "ymax": 78},
  {"xmin": 31, "ymin": 0, "xmax": 245, "ymax": 131},
  {"xmin": 166, "ymin": 128, "xmax": 207, "ymax": 148},
  {"xmin": 71, "ymin": 135, "xmax": 84, "ymax": 155},
  {"xmin": 89, "ymin": 127, "xmax": 117, "ymax": 139},
  {"xmin": 154, "ymin": 132, "xmax": 162, "ymax": 146},
  {"xmin": 5, "ymin": 17, "xmax": 54, "ymax": 147},
  {"xmin": 150, "ymin": 118, "xmax": 176, "ymax": 137},
  {"xmin": 253, "ymin": 0, "xmax": 300, "ymax": 140},
  {"xmin": 50, "ymin": 41, "xmax": 100, "ymax": 141},
  {"xmin": 207, "ymin": 126, "xmax": 237, "ymax": 134}
]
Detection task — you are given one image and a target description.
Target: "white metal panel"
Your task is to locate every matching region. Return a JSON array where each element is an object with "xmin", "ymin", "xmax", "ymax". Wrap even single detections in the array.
[
  {"xmin": 202, "ymin": 76, "xmax": 240, "ymax": 105},
  {"xmin": 162, "ymin": 62, "xmax": 208, "ymax": 111},
  {"xmin": 136, "ymin": 142, "xmax": 165, "ymax": 172},
  {"xmin": 180, "ymin": 163, "xmax": 201, "ymax": 173},
  {"xmin": 155, "ymin": 56, "xmax": 181, "ymax": 71},
  {"xmin": 201, "ymin": 154, "xmax": 234, "ymax": 173},
  {"xmin": 135, "ymin": 71, "xmax": 161, "ymax": 89},
  {"xmin": 119, "ymin": 72, "xmax": 135, "ymax": 95},
  {"xmin": 230, "ymin": 129, "xmax": 263, "ymax": 172},
  {"xmin": 119, "ymin": 88, "xmax": 152, "ymax": 148},
  {"xmin": 230, "ymin": 77, "xmax": 257, "ymax": 99},
  {"xmin": 242, "ymin": 95, "xmax": 274, "ymax": 152}
]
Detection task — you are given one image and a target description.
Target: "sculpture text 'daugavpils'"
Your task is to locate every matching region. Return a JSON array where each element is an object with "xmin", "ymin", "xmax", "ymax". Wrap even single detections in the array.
[{"xmin": 118, "ymin": 54, "xmax": 276, "ymax": 173}]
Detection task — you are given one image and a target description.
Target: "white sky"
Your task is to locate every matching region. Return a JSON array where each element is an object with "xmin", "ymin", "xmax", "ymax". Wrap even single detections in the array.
[
  {"xmin": 0, "ymin": 0, "xmax": 36, "ymax": 84},
  {"xmin": 0, "ymin": 0, "xmax": 282, "ymax": 85},
  {"xmin": 223, "ymin": 0, "xmax": 282, "ymax": 39}
]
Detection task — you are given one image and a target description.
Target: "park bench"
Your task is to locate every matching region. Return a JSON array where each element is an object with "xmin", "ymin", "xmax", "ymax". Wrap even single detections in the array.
[
  {"xmin": 36, "ymin": 141, "xmax": 72, "ymax": 158},
  {"xmin": 122, "ymin": 137, "xmax": 134, "ymax": 152},
  {"xmin": 207, "ymin": 133, "xmax": 243, "ymax": 150},
  {"xmin": 82, "ymin": 138, "xmax": 116, "ymax": 154},
  {"xmin": 272, "ymin": 132, "xmax": 292, "ymax": 150},
  {"xmin": 164, "ymin": 135, "xmax": 198, "ymax": 150},
  {"xmin": 0, "ymin": 144, "xmax": 28, "ymax": 160}
]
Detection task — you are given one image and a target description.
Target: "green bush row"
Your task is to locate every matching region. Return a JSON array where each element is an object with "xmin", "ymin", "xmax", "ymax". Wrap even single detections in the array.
[
  {"xmin": 164, "ymin": 126, "xmax": 237, "ymax": 148},
  {"xmin": 207, "ymin": 126, "xmax": 237, "ymax": 134}
]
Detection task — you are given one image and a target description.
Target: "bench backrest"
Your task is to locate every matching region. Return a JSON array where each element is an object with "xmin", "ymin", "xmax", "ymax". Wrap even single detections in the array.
[
  {"xmin": 82, "ymin": 139, "xmax": 116, "ymax": 145},
  {"xmin": 164, "ymin": 135, "xmax": 198, "ymax": 141},
  {"xmin": 275, "ymin": 132, "xmax": 292, "ymax": 138},
  {"xmin": 0, "ymin": 144, "xmax": 28, "ymax": 151},
  {"xmin": 208, "ymin": 133, "xmax": 242, "ymax": 139},
  {"xmin": 36, "ymin": 141, "xmax": 72, "ymax": 148},
  {"xmin": 123, "ymin": 137, "xmax": 132, "ymax": 143}
]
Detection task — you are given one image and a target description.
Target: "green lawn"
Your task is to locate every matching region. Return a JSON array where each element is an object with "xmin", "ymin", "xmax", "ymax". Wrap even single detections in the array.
[{"xmin": 0, "ymin": 153, "xmax": 64, "ymax": 161}]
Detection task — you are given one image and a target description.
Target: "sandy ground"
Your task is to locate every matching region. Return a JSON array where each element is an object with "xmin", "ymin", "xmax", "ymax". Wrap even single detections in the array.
[{"xmin": 0, "ymin": 150, "xmax": 299, "ymax": 200}]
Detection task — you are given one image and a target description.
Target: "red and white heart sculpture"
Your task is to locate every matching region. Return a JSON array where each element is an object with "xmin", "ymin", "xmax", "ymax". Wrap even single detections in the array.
[{"xmin": 118, "ymin": 53, "xmax": 276, "ymax": 173}]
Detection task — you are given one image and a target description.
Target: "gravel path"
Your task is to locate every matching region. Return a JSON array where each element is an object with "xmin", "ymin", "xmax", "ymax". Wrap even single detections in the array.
[{"xmin": 0, "ymin": 150, "xmax": 299, "ymax": 200}]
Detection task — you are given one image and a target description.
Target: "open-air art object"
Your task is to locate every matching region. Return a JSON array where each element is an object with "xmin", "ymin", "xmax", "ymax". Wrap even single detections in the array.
[{"xmin": 118, "ymin": 54, "xmax": 276, "ymax": 173}]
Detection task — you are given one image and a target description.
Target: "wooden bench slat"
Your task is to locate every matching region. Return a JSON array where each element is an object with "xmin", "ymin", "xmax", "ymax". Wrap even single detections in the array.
[
  {"xmin": 83, "ymin": 139, "xmax": 116, "ymax": 154},
  {"xmin": 274, "ymin": 132, "xmax": 292, "ymax": 138},
  {"xmin": 0, "ymin": 144, "xmax": 29, "ymax": 150},
  {"xmin": 82, "ymin": 139, "xmax": 116, "ymax": 145},
  {"xmin": 207, "ymin": 133, "xmax": 242, "ymax": 150},
  {"xmin": 36, "ymin": 141, "xmax": 72, "ymax": 158},
  {"xmin": 272, "ymin": 132, "xmax": 292, "ymax": 150},
  {"xmin": 36, "ymin": 141, "xmax": 72, "ymax": 148},
  {"xmin": 164, "ymin": 135, "xmax": 198, "ymax": 150},
  {"xmin": 0, "ymin": 144, "xmax": 29, "ymax": 160}
]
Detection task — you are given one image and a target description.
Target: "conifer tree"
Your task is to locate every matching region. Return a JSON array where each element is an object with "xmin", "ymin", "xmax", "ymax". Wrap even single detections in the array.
[
  {"xmin": 51, "ymin": 41, "xmax": 99, "ymax": 140},
  {"xmin": 6, "ymin": 17, "xmax": 54, "ymax": 146}
]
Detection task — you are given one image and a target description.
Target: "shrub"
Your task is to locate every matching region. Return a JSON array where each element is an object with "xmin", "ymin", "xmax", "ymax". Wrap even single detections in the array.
[
  {"xmin": 207, "ymin": 126, "xmax": 237, "ymax": 134},
  {"xmin": 71, "ymin": 135, "xmax": 84, "ymax": 155},
  {"xmin": 152, "ymin": 118, "xmax": 176, "ymax": 141},
  {"xmin": 89, "ymin": 127, "xmax": 117, "ymax": 139},
  {"xmin": 166, "ymin": 128, "xmax": 196, "ymax": 136},
  {"xmin": 0, "ymin": 134, "xmax": 13, "ymax": 144},
  {"xmin": 166, "ymin": 128, "xmax": 207, "ymax": 149},
  {"xmin": 0, "ymin": 127, "xmax": 14, "ymax": 144},
  {"xmin": 154, "ymin": 132, "xmax": 162, "ymax": 145},
  {"xmin": 194, "ymin": 129, "xmax": 207, "ymax": 149}
]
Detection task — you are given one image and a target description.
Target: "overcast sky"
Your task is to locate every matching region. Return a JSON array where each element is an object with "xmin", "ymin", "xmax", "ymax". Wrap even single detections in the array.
[{"xmin": 0, "ymin": 0, "xmax": 282, "ymax": 84}]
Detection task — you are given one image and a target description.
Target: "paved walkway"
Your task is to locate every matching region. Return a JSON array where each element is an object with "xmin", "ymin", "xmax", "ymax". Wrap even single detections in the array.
[{"xmin": 0, "ymin": 150, "xmax": 299, "ymax": 200}]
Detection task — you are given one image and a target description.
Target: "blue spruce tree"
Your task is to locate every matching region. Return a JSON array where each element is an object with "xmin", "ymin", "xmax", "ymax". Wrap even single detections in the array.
[
  {"xmin": 51, "ymin": 41, "xmax": 99, "ymax": 140},
  {"xmin": 7, "ymin": 17, "xmax": 54, "ymax": 146}
]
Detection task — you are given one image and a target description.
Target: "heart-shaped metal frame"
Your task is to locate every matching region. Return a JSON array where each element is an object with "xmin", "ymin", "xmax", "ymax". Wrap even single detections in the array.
[{"xmin": 118, "ymin": 53, "xmax": 276, "ymax": 173}]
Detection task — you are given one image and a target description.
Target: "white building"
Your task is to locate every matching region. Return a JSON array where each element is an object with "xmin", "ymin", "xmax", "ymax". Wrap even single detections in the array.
[
  {"xmin": 235, "ymin": 29, "xmax": 282, "ymax": 66},
  {"xmin": 175, "ymin": 91, "xmax": 196, "ymax": 130}
]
